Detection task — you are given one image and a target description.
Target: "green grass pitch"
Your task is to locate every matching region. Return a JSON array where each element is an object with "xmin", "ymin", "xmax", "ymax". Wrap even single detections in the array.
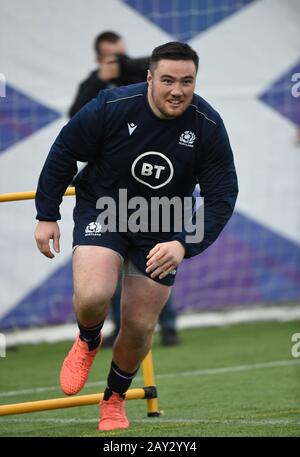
[{"xmin": 0, "ymin": 321, "xmax": 299, "ymax": 437}]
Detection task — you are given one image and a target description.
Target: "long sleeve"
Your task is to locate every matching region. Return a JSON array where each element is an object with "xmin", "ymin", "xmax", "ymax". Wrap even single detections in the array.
[
  {"xmin": 35, "ymin": 93, "xmax": 105, "ymax": 221},
  {"xmin": 173, "ymin": 119, "xmax": 238, "ymax": 258}
]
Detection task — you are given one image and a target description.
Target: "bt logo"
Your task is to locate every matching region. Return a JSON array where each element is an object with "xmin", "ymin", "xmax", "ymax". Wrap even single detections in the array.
[
  {"xmin": 141, "ymin": 163, "xmax": 165, "ymax": 179},
  {"xmin": 131, "ymin": 152, "xmax": 174, "ymax": 189}
]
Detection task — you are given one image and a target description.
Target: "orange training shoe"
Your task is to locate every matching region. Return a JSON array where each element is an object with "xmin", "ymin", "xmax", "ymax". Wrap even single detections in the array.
[
  {"xmin": 98, "ymin": 393, "xmax": 129, "ymax": 431},
  {"xmin": 60, "ymin": 334, "xmax": 102, "ymax": 395}
]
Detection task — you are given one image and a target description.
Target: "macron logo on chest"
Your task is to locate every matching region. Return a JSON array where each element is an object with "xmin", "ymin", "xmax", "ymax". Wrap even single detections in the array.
[{"xmin": 128, "ymin": 122, "xmax": 138, "ymax": 136}]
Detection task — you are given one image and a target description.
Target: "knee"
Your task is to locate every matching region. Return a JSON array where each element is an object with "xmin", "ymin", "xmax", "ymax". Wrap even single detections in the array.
[
  {"xmin": 123, "ymin": 315, "xmax": 156, "ymax": 341},
  {"xmin": 73, "ymin": 289, "xmax": 110, "ymax": 315}
]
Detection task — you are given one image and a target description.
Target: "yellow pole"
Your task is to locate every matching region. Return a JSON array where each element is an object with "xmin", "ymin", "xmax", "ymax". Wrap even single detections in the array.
[
  {"xmin": 0, "ymin": 189, "xmax": 160, "ymax": 419},
  {"xmin": 142, "ymin": 351, "xmax": 161, "ymax": 417},
  {"xmin": 0, "ymin": 388, "xmax": 145, "ymax": 416},
  {"xmin": 0, "ymin": 187, "xmax": 75, "ymax": 202}
]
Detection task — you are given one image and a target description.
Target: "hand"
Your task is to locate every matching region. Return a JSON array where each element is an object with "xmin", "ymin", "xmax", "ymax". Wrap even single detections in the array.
[
  {"xmin": 98, "ymin": 56, "xmax": 120, "ymax": 82},
  {"xmin": 35, "ymin": 221, "xmax": 60, "ymax": 259},
  {"xmin": 146, "ymin": 240, "xmax": 185, "ymax": 280}
]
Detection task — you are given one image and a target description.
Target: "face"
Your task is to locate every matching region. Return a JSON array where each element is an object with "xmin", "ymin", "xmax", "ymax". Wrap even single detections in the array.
[
  {"xmin": 97, "ymin": 39, "xmax": 127, "ymax": 63},
  {"xmin": 147, "ymin": 59, "xmax": 196, "ymax": 119}
]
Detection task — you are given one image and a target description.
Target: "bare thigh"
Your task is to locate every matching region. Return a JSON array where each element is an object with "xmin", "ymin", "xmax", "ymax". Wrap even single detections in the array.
[
  {"xmin": 72, "ymin": 246, "xmax": 123, "ymax": 321},
  {"xmin": 120, "ymin": 275, "xmax": 171, "ymax": 331}
]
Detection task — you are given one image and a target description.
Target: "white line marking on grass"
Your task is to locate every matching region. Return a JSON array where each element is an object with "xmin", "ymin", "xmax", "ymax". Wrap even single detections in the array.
[
  {"xmin": 0, "ymin": 418, "xmax": 300, "ymax": 426},
  {"xmin": 0, "ymin": 359, "xmax": 299, "ymax": 399},
  {"xmin": 156, "ymin": 359, "xmax": 300, "ymax": 380}
]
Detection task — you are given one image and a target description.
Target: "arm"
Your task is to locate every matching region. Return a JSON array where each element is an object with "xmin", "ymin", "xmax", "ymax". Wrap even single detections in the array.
[
  {"xmin": 35, "ymin": 93, "xmax": 105, "ymax": 229},
  {"xmin": 35, "ymin": 95, "xmax": 105, "ymax": 257},
  {"xmin": 173, "ymin": 119, "xmax": 238, "ymax": 258}
]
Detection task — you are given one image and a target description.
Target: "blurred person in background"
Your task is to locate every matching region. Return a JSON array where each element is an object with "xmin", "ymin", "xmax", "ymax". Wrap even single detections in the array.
[
  {"xmin": 69, "ymin": 31, "xmax": 180, "ymax": 347},
  {"xmin": 69, "ymin": 31, "xmax": 148, "ymax": 117}
]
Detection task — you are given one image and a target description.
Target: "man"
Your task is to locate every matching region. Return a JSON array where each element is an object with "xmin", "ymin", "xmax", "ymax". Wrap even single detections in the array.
[
  {"xmin": 69, "ymin": 31, "xmax": 149, "ymax": 117},
  {"xmin": 69, "ymin": 31, "xmax": 181, "ymax": 347},
  {"xmin": 34, "ymin": 42, "xmax": 238, "ymax": 432}
]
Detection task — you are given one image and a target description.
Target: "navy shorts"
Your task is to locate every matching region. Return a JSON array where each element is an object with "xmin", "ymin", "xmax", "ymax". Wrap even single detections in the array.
[{"xmin": 73, "ymin": 197, "xmax": 177, "ymax": 287}]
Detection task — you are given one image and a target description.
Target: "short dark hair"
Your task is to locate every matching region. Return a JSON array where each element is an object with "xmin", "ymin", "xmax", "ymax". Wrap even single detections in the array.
[
  {"xmin": 149, "ymin": 41, "xmax": 199, "ymax": 73},
  {"xmin": 94, "ymin": 31, "xmax": 122, "ymax": 55}
]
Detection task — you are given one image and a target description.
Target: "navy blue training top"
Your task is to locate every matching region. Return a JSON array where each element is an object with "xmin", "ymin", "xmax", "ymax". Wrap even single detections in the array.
[{"xmin": 35, "ymin": 82, "xmax": 238, "ymax": 258}]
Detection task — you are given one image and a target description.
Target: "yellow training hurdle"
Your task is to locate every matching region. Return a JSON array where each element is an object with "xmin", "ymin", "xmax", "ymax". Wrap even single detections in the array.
[{"xmin": 0, "ymin": 188, "xmax": 161, "ymax": 417}]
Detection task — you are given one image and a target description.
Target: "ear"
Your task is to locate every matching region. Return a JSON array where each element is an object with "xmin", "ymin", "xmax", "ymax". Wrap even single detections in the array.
[{"xmin": 147, "ymin": 69, "xmax": 153, "ymax": 86}]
